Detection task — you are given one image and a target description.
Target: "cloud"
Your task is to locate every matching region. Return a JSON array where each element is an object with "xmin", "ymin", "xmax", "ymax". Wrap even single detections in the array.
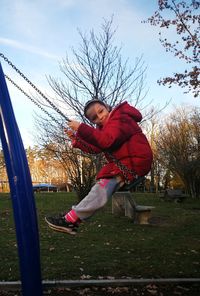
[{"xmin": 0, "ymin": 37, "xmax": 59, "ymax": 60}]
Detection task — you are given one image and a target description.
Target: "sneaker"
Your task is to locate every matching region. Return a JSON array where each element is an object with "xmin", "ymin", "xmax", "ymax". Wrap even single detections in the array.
[{"xmin": 45, "ymin": 214, "xmax": 78, "ymax": 235}]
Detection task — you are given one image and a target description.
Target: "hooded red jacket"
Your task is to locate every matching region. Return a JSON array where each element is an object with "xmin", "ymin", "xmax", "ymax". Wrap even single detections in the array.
[{"xmin": 73, "ymin": 101, "xmax": 153, "ymax": 181}]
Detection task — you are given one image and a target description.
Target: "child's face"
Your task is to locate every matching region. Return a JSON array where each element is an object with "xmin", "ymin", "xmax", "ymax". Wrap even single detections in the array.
[{"xmin": 86, "ymin": 103, "xmax": 110, "ymax": 127}]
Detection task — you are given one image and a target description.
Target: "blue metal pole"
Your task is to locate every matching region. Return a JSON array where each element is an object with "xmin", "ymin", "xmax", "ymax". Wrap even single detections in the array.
[{"xmin": 0, "ymin": 63, "xmax": 43, "ymax": 296}]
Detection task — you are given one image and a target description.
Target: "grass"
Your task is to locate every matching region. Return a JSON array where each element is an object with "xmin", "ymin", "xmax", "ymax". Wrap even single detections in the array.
[{"xmin": 0, "ymin": 191, "xmax": 200, "ymax": 283}]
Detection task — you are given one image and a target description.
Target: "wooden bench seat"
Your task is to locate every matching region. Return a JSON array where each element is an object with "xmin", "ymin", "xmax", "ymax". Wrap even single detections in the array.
[{"xmin": 159, "ymin": 189, "xmax": 187, "ymax": 202}]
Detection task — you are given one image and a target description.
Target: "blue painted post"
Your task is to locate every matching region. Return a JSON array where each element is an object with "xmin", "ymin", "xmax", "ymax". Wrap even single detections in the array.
[{"xmin": 0, "ymin": 63, "xmax": 43, "ymax": 296}]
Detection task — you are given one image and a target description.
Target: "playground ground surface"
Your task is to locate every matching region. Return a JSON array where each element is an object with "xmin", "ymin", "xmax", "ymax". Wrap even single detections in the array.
[
  {"xmin": 0, "ymin": 282, "xmax": 199, "ymax": 295},
  {"xmin": 0, "ymin": 192, "xmax": 199, "ymax": 295}
]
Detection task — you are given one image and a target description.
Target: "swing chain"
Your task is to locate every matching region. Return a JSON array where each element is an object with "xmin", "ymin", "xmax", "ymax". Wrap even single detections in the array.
[
  {"xmin": 5, "ymin": 75, "xmax": 62, "ymax": 126},
  {"xmin": 0, "ymin": 52, "xmax": 70, "ymax": 122},
  {"xmin": 75, "ymin": 137, "xmax": 137, "ymax": 182},
  {"xmin": 105, "ymin": 152, "xmax": 137, "ymax": 182}
]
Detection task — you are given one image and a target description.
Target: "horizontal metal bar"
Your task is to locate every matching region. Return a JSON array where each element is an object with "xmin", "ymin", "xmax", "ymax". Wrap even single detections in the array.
[{"xmin": 0, "ymin": 278, "xmax": 200, "ymax": 290}]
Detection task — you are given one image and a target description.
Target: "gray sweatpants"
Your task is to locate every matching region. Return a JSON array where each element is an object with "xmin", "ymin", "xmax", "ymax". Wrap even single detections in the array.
[{"xmin": 72, "ymin": 178, "xmax": 121, "ymax": 220}]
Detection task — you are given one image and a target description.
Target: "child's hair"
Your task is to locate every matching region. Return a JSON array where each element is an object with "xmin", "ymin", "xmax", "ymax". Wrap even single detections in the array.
[{"xmin": 84, "ymin": 99, "xmax": 111, "ymax": 119}]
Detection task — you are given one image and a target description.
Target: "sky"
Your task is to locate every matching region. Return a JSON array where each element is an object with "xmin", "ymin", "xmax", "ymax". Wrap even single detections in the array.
[{"xmin": 0, "ymin": 0, "xmax": 199, "ymax": 147}]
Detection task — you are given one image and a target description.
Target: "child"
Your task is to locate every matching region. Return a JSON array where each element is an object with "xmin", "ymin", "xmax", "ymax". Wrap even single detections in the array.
[{"xmin": 45, "ymin": 99, "xmax": 153, "ymax": 234}]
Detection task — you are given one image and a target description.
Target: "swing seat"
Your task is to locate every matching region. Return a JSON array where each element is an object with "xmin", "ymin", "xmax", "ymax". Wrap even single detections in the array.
[
  {"xmin": 118, "ymin": 176, "xmax": 145, "ymax": 191},
  {"xmin": 112, "ymin": 176, "xmax": 155, "ymax": 224}
]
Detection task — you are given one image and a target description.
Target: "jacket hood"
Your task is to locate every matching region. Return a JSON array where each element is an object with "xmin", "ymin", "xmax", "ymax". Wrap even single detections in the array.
[{"xmin": 111, "ymin": 101, "xmax": 142, "ymax": 123}]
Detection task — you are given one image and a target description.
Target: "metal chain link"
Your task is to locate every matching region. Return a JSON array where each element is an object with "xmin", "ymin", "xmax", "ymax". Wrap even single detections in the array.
[
  {"xmin": 5, "ymin": 75, "xmax": 62, "ymax": 126},
  {"xmin": 0, "ymin": 52, "xmax": 137, "ymax": 181},
  {"xmin": 105, "ymin": 152, "xmax": 138, "ymax": 181},
  {"xmin": 0, "ymin": 52, "xmax": 70, "ymax": 122},
  {"xmin": 76, "ymin": 137, "xmax": 137, "ymax": 181}
]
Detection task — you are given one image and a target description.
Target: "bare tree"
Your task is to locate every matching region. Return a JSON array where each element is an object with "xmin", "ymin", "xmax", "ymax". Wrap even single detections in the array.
[
  {"xmin": 143, "ymin": 0, "xmax": 200, "ymax": 97},
  {"xmin": 156, "ymin": 106, "xmax": 200, "ymax": 198},
  {"xmin": 142, "ymin": 110, "xmax": 164, "ymax": 193},
  {"xmin": 47, "ymin": 18, "xmax": 148, "ymax": 121}
]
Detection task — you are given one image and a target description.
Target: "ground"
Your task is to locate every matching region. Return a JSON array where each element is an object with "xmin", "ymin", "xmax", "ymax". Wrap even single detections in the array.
[{"xmin": 0, "ymin": 283, "xmax": 199, "ymax": 296}]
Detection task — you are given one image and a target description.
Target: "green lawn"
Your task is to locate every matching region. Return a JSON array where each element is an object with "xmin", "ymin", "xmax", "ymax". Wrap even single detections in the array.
[{"xmin": 0, "ymin": 192, "xmax": 200, "ymax": 282}]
